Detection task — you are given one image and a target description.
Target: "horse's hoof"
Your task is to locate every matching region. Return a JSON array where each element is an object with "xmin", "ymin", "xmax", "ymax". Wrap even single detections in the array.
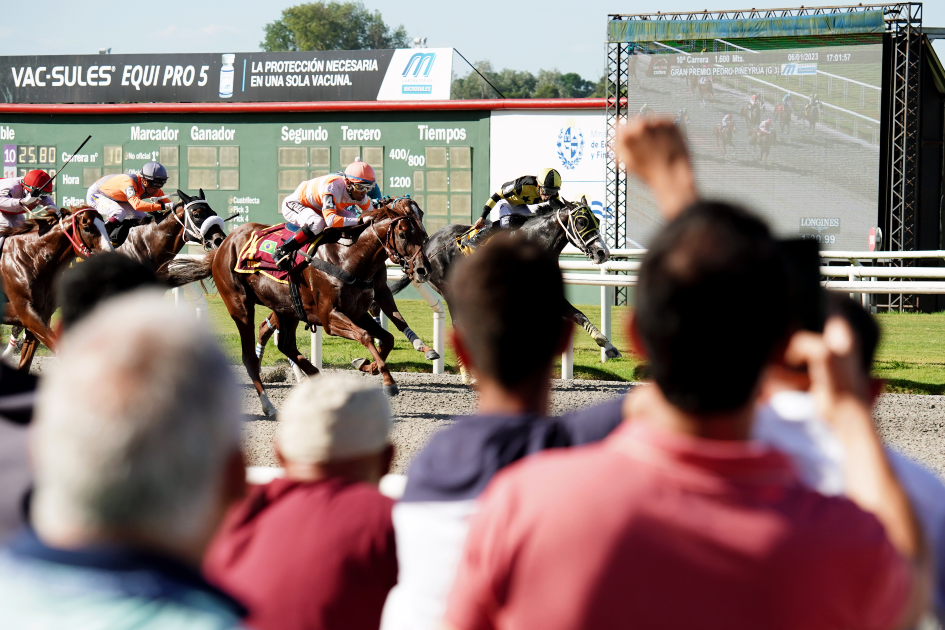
[
  {"xmin": 351, "ymin": 358, "xmax": 368, "ymax": 370},
  {"xmin": 259, "ymin": 392, "xmax": 278, "ymax": 417},
  {"xmin": 604, "ymin": 345, "xmax": 623, "ymax": 359},
  {"xmin": 424, "ymin": 349, "xmax": 441, "ymax": 361},
  {"xmin": 384, "ymin": 384, "xmax": 400, "ymax": 397}
]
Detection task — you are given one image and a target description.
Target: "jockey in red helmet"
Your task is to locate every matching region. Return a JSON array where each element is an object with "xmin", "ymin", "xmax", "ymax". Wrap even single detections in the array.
[
  {"xmin": 273, "ymin": 159, "xmax": 376, "ymax": 270},
  {"xmin": 0, "ymin": 170, "xmax": 59, "ymax": 229}
]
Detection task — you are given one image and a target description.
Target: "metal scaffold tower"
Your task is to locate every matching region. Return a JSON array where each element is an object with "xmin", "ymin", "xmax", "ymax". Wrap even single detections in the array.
[{"xmin": 605, "ymin": 4, "xmax": 923, "ymax": 308}]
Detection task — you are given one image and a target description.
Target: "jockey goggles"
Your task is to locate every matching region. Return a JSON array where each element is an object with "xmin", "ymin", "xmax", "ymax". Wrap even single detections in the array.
[
  {"xmin": 540, "ymin": 186, "xmax": 560, "ymax": 196},
  {"xmin": 346, "ymin": 178, "xmax": 375, "ymax": 193}
]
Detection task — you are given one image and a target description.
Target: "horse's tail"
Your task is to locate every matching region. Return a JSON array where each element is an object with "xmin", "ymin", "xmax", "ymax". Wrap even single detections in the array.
[
  {"xmin": 162, "ymin": 250, "xmax": 218, "ymax": 288},
  {"xmin": 388, "ymin": 274, "xmax": 412, "ymax": 295}
]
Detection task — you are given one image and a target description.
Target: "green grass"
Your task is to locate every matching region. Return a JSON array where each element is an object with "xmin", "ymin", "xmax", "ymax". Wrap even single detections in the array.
[{"xmin": 9, "ymin": 299, "xmax": 944, "ymax": 394}]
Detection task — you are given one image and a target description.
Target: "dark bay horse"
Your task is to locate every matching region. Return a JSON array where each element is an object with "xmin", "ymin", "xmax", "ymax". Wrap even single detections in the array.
[
  {"xmin": 122, "ymin": 188, "xmax": 227, "ymax": 283},
  {"xmin": 389, "ymin": 198, "xmax": 620, "ymax": 374},
  {"xmin": 0, "ymin": 207, "xmax": 114, "ymax": 370},
  {"xmin": 166, "ymin": 200, "xmax": 431, "ymax": 416},
  {"xmin": 714, "ymin": 123, "xmax": 736, "ymax": 154},
  {"xmin": 749, "ymin": 129, "xmax": 776, "ymax": 163},
  {"xmin": 775, "ymin": 102, "xmax": 793, "ymax": 134}
]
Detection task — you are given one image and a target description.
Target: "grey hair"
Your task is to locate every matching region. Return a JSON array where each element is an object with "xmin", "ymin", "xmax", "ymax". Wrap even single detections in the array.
[{"xmin": 31, "ymin": 291, "xmax": 241, "ymax": 545}]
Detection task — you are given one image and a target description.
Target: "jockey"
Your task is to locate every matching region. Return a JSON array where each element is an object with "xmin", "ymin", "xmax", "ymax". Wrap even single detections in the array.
[
  {"xmin": 807, "ymin": 93, "xmax": 821, "ymax": 113},
  {"xmin": 721, "ymin": 113, "xmax": 734, "ymax": 130},
  {"xmin": 87, "ymin": 162, "xmax": 175, "ymax": 245},
  {"xmin": 273, "ymin": 159, "xmax": 375, "ymax": 270},
  {"xmin": 749, "ymin": 93, "xmax": 764, "ymax": 109},
  {"xmin": 467, "ymin": 168, "xmax": 565, "ymax": 247},
  {"xmin": 782, "ymin": 93, "xmax": 793, "ymax": 108},
  {"xmin": 759, "ymin": 119, "xmax": 774, "ymax": 135},
  {"xmin": 636, "ymin": 103, "xmax": 651, "ymax": 119},
  {"xmin": 0, "ymin": 170, "xmax": 58, "ymax": 229},
  {"xmin": 675, "ymin": 108, "xmax": 688, "ymax": 126}
]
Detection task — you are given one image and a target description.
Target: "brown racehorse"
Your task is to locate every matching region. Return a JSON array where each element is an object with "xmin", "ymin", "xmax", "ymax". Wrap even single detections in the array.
[
  {"xmin": 120, "ymin": 188, "xmax": 227, "ymax": 283},
  {"xmin": 0, "ymin": 206, "xmax": 114, "ymax": 370},
  {"xmin": 166, "ymin": 198, "xmax": 431, "ymax": 416}
]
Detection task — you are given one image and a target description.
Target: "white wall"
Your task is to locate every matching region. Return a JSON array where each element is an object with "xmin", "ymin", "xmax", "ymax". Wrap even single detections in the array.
[{"xmin": 489, "ymin": 110, "xmax": 608, "ymax": 224}]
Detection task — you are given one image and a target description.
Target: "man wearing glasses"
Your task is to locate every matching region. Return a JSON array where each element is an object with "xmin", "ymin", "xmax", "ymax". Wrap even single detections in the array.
[{"xmin": 274, "ymin": 159, "xmax": 376, "ymax": 270}]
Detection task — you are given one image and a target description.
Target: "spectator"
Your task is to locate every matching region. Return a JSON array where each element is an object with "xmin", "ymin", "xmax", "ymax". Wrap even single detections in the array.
[
  {"xmin": 0, "ymin": 293, "xmax": 248, "ymax": 628},
  {"xmin": 204, "ymin": 375, "xmax": 397, "ymax": 630},
  {"xmin": 755, "ymin": 293, "xmax": 945, "ymax": 622},
  {"xmin": 444, "ymin": 202, "xmax": 929, "ymax": 630},
  {"xmin": 381, "ymin": 236, "xmax": 623, "ymax": 630},
  {"xmin": 56, "ymin": 252, "xmax": 158, "ymax": 331}
]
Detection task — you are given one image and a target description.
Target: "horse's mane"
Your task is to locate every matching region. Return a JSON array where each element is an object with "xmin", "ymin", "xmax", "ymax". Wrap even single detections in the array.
[
  {"xmin": 366, "ymin": 199, "xmax": 413, "ymax": 222},
  {"xmin": 0, "ymin": 204, "xmax": 92, "ymax": 238}
]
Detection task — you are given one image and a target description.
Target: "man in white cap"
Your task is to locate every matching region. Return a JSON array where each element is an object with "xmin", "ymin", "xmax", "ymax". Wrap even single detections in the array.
[{"xmin": 204, "ymin": 375, "xmax": 398, "ymax": 630}]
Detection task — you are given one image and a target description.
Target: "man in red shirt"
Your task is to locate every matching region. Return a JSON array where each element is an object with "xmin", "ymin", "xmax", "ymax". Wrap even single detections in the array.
[
  {"xmin": 445, "ymin": 199, "xmax": 929, "ymax": 630},
  {"xmin": 204, "ymin": 375, "xmax": 397, "ymax": 630}
]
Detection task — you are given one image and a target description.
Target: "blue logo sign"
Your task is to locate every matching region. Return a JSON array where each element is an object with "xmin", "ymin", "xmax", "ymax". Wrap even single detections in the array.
[
  {"xmin": 403, "ymin": 53, "xmax": 436, "ymax": 78},
  {"xmin": 556, "ymin": 127, "xmax": 585, "ymax": 170},
  {"xmin": 403, "ymin": 85, "xmax": 433, "ymax": 94}
]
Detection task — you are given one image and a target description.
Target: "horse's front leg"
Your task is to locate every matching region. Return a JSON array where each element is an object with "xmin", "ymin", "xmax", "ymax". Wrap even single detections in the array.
[
  {"xmin": 274, "ymin": 315, "xmax": 319, "ymax": 378},
  {"xmin": 328, "ymin": 309, "xmax": 399, "ymax": 396},
  {"xmin": 563, "ymin": 300, "xmax": 622, "ymax": 360},
  {"xmin": 256, "ymin": 311, "xmax": 279, "ymax": 362},
  {"xmin": 374, "ymin": 289, "xmax": 439, "ymax": 360}
]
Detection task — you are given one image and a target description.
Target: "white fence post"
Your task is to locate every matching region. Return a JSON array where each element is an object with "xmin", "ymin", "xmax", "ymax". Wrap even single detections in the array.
[
  {"xmin": 601, "ymin": 267, "xmax": 612, "ymax": 363},
  {"xmin": 561, "ymin": 332, "xmax": 574, "ymax": 380},
  {"xmin": 311, "ymin": 326, "xmax": 322, "ymax": 370},
  {"xmin": 413, "ymin": 281, "xmax": 446, "ymax": 375}
]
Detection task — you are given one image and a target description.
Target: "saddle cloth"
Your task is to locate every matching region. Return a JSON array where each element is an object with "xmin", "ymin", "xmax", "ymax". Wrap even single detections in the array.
[
  {"xmin": 234, "ymin": 223, "xmax": 321, "ymax": 284},
  {"xmin": 455, "ymin": 226, "xmax": 486, "ymax": 258}
]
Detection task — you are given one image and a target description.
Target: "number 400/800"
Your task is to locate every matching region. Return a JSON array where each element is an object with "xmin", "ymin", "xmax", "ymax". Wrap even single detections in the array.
[{"xmin": 389, "ymin": 176, "xmax": 411, "ymax": 188}]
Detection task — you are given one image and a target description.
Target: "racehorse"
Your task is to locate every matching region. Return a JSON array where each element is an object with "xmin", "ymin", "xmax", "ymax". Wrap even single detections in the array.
[
  {"xmin": 2, "ymin": 189, "xmax": 227, "ymax": 359},
  {"xmin": 749, "ymin": 129, "xmax": 777, "ymax": 163},
  {"xmin": 741, "ymin": 102, "xmax": 763, "ymax": 131},
  {"xmin": 389, "ymin": 198, "xmax": 621, "ymax": 366},
  {"xmin": 255, "ymin": 197, "xmax": 440, "ymax": 380},
  {"xmin": 802, "ymin": 102, "xmax": 821, "ymax": 133},
  {"xmin": 697, "ymin": 77, "xmax": 714, "ymax": 107},
  {"xmin": 165, "ymin": 197, "xmax": 431, "ymax": 416},
  {"xmin": 774, "ymin": 102, "xmax": 793, "ymax": 135},
  {"xmin": 714, "ymin": 123, "xmax": 736, "ymax": 154},
  {"xmin": 123, "ymin": 189, "xmax": 227, "ymax": 283},
  {"xmin": 0, "ymin": 206, "xmax": 113, "ymax": 371}
]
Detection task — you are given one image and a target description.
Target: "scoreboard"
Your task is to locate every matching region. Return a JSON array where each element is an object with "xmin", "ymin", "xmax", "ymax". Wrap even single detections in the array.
[{"xmin": 0, "ymin": 111, "xmax": 490, "ymax": 235}]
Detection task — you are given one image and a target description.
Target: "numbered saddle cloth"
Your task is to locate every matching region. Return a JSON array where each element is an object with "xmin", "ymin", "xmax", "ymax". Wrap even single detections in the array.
[{"xmin": 234, "ymin": 223, "xmax": 321, "ymax": 284}]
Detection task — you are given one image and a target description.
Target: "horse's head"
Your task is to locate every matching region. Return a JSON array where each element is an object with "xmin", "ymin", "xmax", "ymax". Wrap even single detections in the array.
[
  {"xmin": 372, "ymin": 197, "xmax": 431, "ymax": 283},
  {"xmin": 562, "ymin": 198, "xmax": 610, "ymax": 264},
  {"xmin": 64, "ymin": 206, "xmax": 114, "ymax": 256},
  {"xmin": 177, "ymin": 189, "xmax": 226, "ymax": 250}
]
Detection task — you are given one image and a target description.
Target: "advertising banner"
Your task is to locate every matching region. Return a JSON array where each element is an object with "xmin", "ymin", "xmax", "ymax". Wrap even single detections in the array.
[{"xmin": 0, "ymin": 49, "xmax": 453, "ymax": 104}]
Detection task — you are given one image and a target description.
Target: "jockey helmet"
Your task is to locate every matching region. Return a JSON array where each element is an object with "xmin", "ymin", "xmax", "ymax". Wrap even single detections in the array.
[
  {"xmin": 140, "ymin": 162, "xmax": 168, "ymax": 187},
  {"xmin": 344, "ymin": 158, "xmax": 376, "ymax": 193},
  {"xmin": 22, "ymin": 169, "xmax": 53, "ymax": 195},
  {"xmin": 537, "ymin": 168, "xmax": 562, "ymax": 192}
]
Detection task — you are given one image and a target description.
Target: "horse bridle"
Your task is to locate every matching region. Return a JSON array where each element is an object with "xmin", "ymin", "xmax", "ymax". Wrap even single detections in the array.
[
  {"xmin": 370, "ymin": 200, "xmax": 427, "ymax": 276},
  {"xmin": 555, "ymin": 203, "xmax": 602, "ymax": 255},
  {"xmin": 171, "ymin": 200, "xmax": 225, "ymax": 249},
  {"xmin": 59, "ymin": 207, "xmax": 100, "ymax": 258}
]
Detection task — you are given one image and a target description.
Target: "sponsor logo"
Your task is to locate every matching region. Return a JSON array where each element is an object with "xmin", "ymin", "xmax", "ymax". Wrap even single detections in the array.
[
  {"xmin": 649, "ymin": 58, "xmax": 669, "ymax": 77},
  {"xmin": 800, "ymin": 217, "xmax": 840, "ymax": 233},
  {"xmin": 781, "ymin": 63, "xmax": 817, "ymax": 76},
  {"xmin": 403, "ymin": 53, "xmax": 435, "ymax": 77},
  {"xmin": 556, "ymin": 127, "xmax": 585, "ymax": 170},
  {"xmin": 403, "ymin": 85, "xmax": 433, "ymax": 94}
]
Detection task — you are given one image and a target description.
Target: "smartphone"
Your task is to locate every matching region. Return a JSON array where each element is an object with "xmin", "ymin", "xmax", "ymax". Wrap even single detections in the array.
[{"xmin": 777, "ymin": 238, "xmax": 826, "ymax": 333}]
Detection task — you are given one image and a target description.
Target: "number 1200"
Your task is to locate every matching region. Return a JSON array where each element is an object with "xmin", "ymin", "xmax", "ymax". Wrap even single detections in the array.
[{"xmin": 389, "ymin": 176, "xmax": 411, "ymax": 189}]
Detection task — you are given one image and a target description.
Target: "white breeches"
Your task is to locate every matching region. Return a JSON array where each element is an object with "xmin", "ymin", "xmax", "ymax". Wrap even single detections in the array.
[
  {"xmin": 282, "ymin": 203, "xmax": 327, "ymax": 236},
  {"xmin": 491, "ymin": 199, "xmax": 532, "ymax": 227},
  {"xmin": 87, "ymin": 192, "xmax": 146, "ymax": 222},
  {"xmin": 0, "ymin": 212, "xmax": 26, "ymax": 229}
]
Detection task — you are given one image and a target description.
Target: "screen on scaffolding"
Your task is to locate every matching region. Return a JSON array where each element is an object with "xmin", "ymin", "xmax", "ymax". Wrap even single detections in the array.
[{"xmin": 624, "ymin": 41, "xmax": 882, "ymax": 250}]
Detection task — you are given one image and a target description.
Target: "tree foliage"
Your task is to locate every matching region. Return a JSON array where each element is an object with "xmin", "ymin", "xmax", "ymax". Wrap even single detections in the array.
[
  {"xmin": 451, "ymin": 62, "xmax": 603, "ymax": 99},
  {"xmin": 261, "ymin": 1, "xmax": 410, "ymax": 52}
]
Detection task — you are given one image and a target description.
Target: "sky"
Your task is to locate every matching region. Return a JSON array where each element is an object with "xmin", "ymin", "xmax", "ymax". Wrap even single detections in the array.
[{"xmin": 0, "ymin": 0, "xmax": 943, "ymax": 78}]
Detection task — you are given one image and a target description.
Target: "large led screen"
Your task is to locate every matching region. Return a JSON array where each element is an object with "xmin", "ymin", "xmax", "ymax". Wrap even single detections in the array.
[{"xmin": 624, "ymin": 43, "xmax": 882, "ymax": 250}]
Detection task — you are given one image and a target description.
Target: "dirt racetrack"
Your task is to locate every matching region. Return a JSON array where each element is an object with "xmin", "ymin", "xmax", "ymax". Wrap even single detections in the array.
[{"xmin": 239, "ymin": 364, "xmax": 945, "ymax": 477}]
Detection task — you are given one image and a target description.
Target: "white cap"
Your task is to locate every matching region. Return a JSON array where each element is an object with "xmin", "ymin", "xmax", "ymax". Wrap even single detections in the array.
[
  {"xmin": 221, "ymin": 54, "xmax": 235, "ymax": 64},
  {"xmin": 277, "ymin": 375, "xmax": 391, "ymax": 464}
]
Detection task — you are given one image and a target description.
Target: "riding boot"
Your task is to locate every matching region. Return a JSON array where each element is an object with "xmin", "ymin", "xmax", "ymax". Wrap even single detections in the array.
[
  {"xmin": 274, "ymin": 225, "xmax": 317, "ymax": 271},
  {"xmin": 106, "ymin": 218, "xmax": 133, "ymax": 247},
  {"xmin": 465, "ymin": 221, "xmax": 503, "ymax": 250}
]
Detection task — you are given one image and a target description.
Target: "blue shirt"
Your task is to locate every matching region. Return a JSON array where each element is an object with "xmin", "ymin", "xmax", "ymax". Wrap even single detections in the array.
[{"xmin": 0, "ymin": 530, "xmax": 246, "ymax": 629}]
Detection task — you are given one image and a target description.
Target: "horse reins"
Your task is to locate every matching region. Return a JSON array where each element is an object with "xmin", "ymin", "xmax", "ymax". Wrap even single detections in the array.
[
  {"xmin": 369, "ymin": 201, "xmax": 427, "ymax": 276},
  {"xmin": 59, "ymin": 207, "xmax": 99, "ymax": 258}
]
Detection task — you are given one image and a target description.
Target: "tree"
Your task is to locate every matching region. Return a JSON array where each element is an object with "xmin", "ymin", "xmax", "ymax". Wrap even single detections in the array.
[
  {"xmin": 451, "ymin": 62, "xmax": 602, "ymax": 100},
  {"xmin": 261, "ymin": 1, "xmax": 410, "ymax": 52}
]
